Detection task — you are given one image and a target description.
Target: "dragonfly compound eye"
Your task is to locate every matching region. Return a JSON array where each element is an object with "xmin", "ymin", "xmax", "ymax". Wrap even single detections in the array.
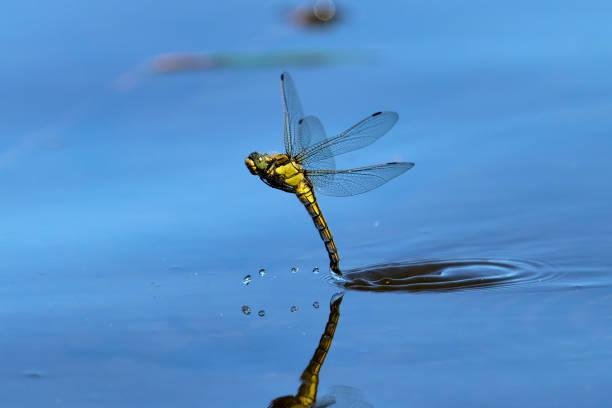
[{"xmin": 245, "ymin": 156, "xmax": 258, "ymax": 175}]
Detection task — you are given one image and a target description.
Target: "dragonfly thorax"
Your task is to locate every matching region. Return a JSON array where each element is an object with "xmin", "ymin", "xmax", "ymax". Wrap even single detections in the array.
[{"xmin": 245, "ymin": 152, "xmax": 307, "ymax": 193}]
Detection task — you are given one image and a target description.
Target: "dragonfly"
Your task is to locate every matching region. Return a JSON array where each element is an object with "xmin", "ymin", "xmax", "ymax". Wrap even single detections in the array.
[{"xmin": 245, "ymin": 72, "xmax": 414, "ymax": 276}]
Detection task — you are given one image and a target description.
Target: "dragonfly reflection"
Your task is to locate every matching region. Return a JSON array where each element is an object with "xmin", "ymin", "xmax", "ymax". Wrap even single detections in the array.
[
  {"xmin": 268, "ymin": 293, "xmax": 372, "ymax": 408},
  {"xmin": 246, "ymin": 72, "xmax": 414, "ymax": 275}
]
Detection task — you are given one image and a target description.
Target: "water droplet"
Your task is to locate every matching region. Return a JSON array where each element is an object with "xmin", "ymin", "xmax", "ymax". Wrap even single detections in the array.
[
  {"xmin": 290, "ymin": 305, "xmax": 299, "ymax": 312},
  {"xmin": 312, "ymin": 267, "xmax": 320, "ymax": 274},
  {"xmin": 258, "ymin": 268, "xmax": 266, "ymax": 277},
  {"xmin": 241, "ymin": 305, "xmax": 252, "ymax": 315},
  {"xmin": 313, "ymin": 301, "xmax": 320, "ymax": 309},
  {"xmin": 242, "ymin": 275, "xmax": 252, "ymax": 286},
  {"xmin": 258, "ymin": 310, "xmax": 266, "ymax": 317},
  {"xmin": 291, "ymin": 266, "xmax": 299, "ymax": 273}
]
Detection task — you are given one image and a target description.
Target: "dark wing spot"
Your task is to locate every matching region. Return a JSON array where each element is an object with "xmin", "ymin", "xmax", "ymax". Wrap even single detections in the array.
[
  {"xmin": 298, "ymin": 118, "xmax": 304, "ymax": 124},
  {"xmin": 372, "ymin": 111, "xmax": 382, "ymax": 116}
]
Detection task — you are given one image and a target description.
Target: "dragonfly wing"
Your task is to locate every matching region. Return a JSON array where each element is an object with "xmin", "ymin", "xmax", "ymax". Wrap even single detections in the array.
[
  {"xmin": 280, "ymin": 72, "xmax": 304, "ymax": 156},
  {"xmin": 314, "ymin": 395, "xmax": 337, "ymax": 407},
  {"xmin": 296, "ymin": 115, "xmax": 335, "ymax": 170},
  {"xmin": 307, "ymin": 162, "xmax": 414, "ymax": 197},
  {"xmin": 318, "ymin": 386, "xmax": 374, "ymax": 408},
  {"xmin": 297, "ymin": 111, "xmax": 399, "ymax": 166}
]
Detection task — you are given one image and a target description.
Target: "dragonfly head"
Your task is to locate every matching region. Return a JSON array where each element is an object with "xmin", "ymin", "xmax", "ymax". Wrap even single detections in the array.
[{"xmin": 245, "ymin": 152, "xmax": 269, "ymax": 175}]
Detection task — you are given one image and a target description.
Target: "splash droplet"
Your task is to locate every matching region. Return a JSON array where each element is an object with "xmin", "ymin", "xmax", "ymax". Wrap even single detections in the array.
[
  {"xmin": 258, "ymin": 268, "xmax": 266, "ymax": 277},
  {"xmin": 291, "ymin": 266, "xmax": 299, "ymax": 273},
  {"xmin": 290, "ymin": 305, "xmax": 299, "ymax": 312},
  {"xmin": 241, "ymin": 305, "xmax": 252, "ymax": 315},
  {"xmin": 242, "ymin": 275, "xmax": 252, "ymax": 286},
  {"xmin": 312, "ymin": 301, "xmax": 320, "ymax": 309},
  {"xmin": 258, "ymin": 310, "xmax": 266, "ymax": 317},
  {"xmin": 312, "ymin": 267, "xmax": 320, "ymax": 274}
]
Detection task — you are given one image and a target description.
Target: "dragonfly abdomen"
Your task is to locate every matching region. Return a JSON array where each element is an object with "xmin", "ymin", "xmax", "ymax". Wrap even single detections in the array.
[{"xmin": 296, "ymin": 183, "xmax": 341, "ymax": 275}]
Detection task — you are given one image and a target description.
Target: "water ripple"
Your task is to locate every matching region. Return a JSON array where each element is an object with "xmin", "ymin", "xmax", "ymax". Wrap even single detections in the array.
[{"xmin": 329, "ymin": 258, "xmax": 557, "ymax": 292}]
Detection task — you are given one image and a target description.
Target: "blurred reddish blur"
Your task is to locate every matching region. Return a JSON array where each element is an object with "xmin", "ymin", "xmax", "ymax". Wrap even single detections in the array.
[{"xmin": 150, "ymin": 53, "xmax": 217, "ymax": 74}]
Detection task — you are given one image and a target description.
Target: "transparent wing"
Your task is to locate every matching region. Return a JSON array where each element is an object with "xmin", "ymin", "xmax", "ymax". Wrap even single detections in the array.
[
  {"xmin": 307, "ymin": 162, "xmax": 414, "ymax": 197},
  {"xmin": 316, "ymin": 386, "xmax": 374, "ymax": 408},
  {"xmin": 280, "ymin": 72, "xmax": 304, "ymax": 156},
  {"xmin": 296, "ymin": 115, "xmax": 335, "ymax": 170},
  {"xmin": 314, "ymin": 396, "xmax": 336, "ymax": 407},
  {"xmin": 296, "ymin": 111, "xmax": 399, "ymax": 166}
]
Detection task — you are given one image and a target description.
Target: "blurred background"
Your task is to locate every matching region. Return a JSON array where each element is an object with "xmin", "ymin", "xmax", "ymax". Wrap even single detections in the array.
[{"xmin": 1, "ymin": 0, "xmax": 612, "ymax": 407}]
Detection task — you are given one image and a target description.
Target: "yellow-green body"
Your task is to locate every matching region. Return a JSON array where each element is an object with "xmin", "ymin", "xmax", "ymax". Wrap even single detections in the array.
[{"xmin": 246, "ymin": 152, "xmax": 341, "ymax": 274}]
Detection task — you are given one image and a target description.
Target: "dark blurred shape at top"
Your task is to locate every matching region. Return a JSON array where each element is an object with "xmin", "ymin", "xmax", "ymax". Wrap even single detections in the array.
[
  {"xmin": 115, "ymin": 48, "xmax": 367, "ymax": 90},
  {"xmin": 148, "ymin": 50, "xmax": 360, "ymax": 75},
  {"xmin": 151, "ymin": 53, "xmax": 216, "ymax": 74},
  {"xmin": 290, "ymin": 0, "xmax": 342, "ymax": 29}
]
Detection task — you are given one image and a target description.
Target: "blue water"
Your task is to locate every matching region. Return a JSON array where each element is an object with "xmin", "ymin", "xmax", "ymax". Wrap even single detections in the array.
[{"xmin": 2, "ymin": 0, "xmax": 612, "ymax": 407}]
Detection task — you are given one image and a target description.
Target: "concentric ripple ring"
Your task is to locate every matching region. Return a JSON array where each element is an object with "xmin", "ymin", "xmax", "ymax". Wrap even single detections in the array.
[{"xmin": 330, "ymin": 259, "xmax": 556, "ymax": 292}]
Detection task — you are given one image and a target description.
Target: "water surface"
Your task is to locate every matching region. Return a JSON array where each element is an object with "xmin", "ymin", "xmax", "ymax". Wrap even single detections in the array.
[{"xmin": 1, "ymin": 0, "xmax": 612, "ymax": 407}]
